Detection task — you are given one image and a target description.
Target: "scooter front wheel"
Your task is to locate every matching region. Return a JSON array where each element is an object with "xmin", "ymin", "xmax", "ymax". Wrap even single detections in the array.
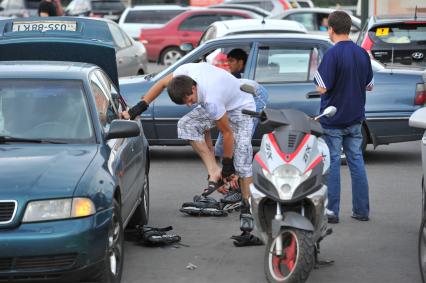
[
  {"xmin": 264, "ymin": 228, "xmax": 315, "ymax": 283},
  {"xmin": 419, "ymin": 216, "xmax": 426, "ymax": 283}
]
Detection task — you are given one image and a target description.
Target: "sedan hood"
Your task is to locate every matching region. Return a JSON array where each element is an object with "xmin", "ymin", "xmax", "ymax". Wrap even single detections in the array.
[{"xmin": 0, "ymin": 145, "xmax": 98, "ymax": 199}]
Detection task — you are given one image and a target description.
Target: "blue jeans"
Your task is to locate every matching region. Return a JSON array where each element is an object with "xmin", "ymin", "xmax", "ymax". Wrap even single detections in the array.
[
  {"xmin": 215, "ymin": 83, "xmax": 268, "ymax": 157},
  {"xmin": 323, "ymin": 123, "xmax": 369, "ymax": 218}
]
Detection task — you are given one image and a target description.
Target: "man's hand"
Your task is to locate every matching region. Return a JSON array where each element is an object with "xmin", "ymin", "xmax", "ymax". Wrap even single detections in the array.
[
  {"xmin": 119, "ymin": 111, "xmax": 131, "ymax": 120},
  {"xmin": 222, "ymin": 157, "xmax": 235, "ymax": 179},
  {"xmin": 127, "ymin": 100, "xmax": 149, "ymax": 120}
]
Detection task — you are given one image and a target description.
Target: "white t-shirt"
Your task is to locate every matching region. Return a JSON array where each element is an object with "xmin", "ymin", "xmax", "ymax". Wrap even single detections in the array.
[{"xmin": 173, "ymin": 63, "xmax": 255, "ymax": 120}]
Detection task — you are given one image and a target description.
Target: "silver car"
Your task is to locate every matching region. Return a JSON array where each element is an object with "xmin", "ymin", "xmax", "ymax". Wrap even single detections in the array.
[
  {"xmin": 98, "ymin": 18, "xmax": 149, "ymax": 76},
  {"xmin": 408, "ymin": 103, "xmax": 426, "ymax": 282}
]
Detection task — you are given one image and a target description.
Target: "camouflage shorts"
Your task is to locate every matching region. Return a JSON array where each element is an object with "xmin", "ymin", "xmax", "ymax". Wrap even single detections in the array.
[{"xmin": 177, "ymin": 106, "xmax": 254, "ymax": 177}]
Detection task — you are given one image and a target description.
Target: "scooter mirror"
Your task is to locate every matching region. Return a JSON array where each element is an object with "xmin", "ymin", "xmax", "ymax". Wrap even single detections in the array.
[{"xmin": 323, "ymin": 106, "xmax": 337, "ymax": 117}]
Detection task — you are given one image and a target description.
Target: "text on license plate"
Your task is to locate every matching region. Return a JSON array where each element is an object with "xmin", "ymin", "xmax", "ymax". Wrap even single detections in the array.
[{"xmin": 12, "ymin": 21, "xmax": 77, "ymax": 32}]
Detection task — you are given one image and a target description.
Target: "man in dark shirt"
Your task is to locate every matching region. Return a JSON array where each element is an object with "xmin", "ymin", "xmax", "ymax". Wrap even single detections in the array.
[
  {"xmin": 314, "ymin": 11, "xmax": 374, "ymax": 224},
  {"xmin": 38, "ymin": 0, "xmax": 63, "ymax": 17},
  {"xmin": 226, "ymin": 48, "xmax": 247, "ymax": 79}
]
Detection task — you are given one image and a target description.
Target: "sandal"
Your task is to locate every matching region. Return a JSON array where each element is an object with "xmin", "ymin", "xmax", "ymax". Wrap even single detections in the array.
[
  {"xmin": 202, "ymin": 180, "xmax": 224, "ymax": 197},
  {"xmin": 231, "ymin": 232, "xmax": 263, "ymax": 247}
]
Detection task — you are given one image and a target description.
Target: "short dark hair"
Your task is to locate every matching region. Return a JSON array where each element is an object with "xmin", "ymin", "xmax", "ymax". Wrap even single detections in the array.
[
  {"xmin": 227, "ymin": 48, "xmax": 248, "ymax": 64},
  {"xmin": 167, "ymin": 75, "xmax": 196, "ymax": 105},
  {"xmin": 328, "ymin": 11, "xmax": 352, "ymax": 35}
]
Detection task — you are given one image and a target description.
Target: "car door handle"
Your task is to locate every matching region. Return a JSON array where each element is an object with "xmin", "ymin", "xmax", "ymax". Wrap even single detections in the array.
[
  {"xmin": 306, "ymin": 91, "xmax": 321, "ymax": 99},
  {"xmin": 118, "ymin": 59, "xmax": 123, "ymax": 64}
]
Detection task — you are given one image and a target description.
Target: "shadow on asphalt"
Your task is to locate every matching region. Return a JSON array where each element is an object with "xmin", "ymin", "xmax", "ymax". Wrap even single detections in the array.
[{"xmin": 363, "ymin": 147, "xmax": 420, "ymax": 165}]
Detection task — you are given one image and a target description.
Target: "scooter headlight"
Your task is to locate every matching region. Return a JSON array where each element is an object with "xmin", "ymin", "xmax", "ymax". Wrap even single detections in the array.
[{"xmin": 263, "ymin": 165, "xmax": 307, "ymax": 200}]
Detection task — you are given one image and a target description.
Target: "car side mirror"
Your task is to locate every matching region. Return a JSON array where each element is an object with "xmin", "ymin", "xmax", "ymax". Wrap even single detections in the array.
[
  {"xmin": 180, "ymin": 43, "xmax": 194, "ymax": 53},
  {"xmin": 409, "ymin": 108, "xmax": 426, "ymax": 129},
  {"xmin": 105, "ymin": 120, "xmax": 140, "ymax": 140}
]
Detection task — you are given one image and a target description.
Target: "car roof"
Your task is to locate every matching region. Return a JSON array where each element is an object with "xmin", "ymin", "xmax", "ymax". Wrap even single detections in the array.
[
  {"xmin": 124, "ymin": 5, "xmax": 189, "ymax": 10},
  {"xmin": 209, "ymin": 32, "xmax": 330, "ymax": 42},
  {"xmin": 0, "ymin": 61, "xmax": 96, "ymax": 80},
  {"xmin": 211, "ymin": 19, "xmax": 307, "ymax": 34},
  {"xmin": 209, "ymin": 4, "xmax": 272, "ymax": 16},
  {"xmin": 273, "ymin": 8, "xmax": 361, "ymax": 25},
  {"xmin": 369, "ymin": 14, "xmax": 426, "ymax": 26}
]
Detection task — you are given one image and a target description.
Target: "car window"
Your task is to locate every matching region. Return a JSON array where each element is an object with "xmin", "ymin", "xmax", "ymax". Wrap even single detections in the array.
[
  {"xmin": 199, "ymin": 26, "xmax": 217, "ymax": 44},
  {"xmin": 238, "ymin": 1, "xmax": 273, "ymax": 11},
  {"xmin": 179, "ymin": 15, "xmax": 219, "ymax": 32},
  {"xmin": 1, "ymin": 0, "xmax": 24, "ymax": 9},
  {"xmin": 0, "ymin": 79, "xmax": 93, "ymax": 142},
  {"xmin": 90, "ymin": 74, "xmax": 118, "ymax": 131},
  {"xmin": 95, "ymin": 69, "xmax": 125, "ymax": 113},
  {"xmin": 91, "ymin": 1, "xmax": 125, "ymax": 10},
  {"xmin": 254, "ymin": 47, "xmax": 317, "ymax": 83},
  {"xmin": 26, "ymin": 0, "xmax": 42, "ymax": 9},
  {"xmin": 124, "ymin": 10, "xmax": 185, "ymax": 24},
  {"xmin": 218, "ymin": 14, "xmax": 246, "ymax": 21},
  {"xmin": 368, "ymin": 23, "xmax": 426, "ymax": 44},
  {"xmin": 108, "ymin": 22, "xmax": 128, "ymax": 49},
  {"xmin": 119, "ymin": 28, "xmax": 133, "ymax": 47},
  {"xmin": 287, "ymin": 13, "xmax": 316, "ymax": 31}
]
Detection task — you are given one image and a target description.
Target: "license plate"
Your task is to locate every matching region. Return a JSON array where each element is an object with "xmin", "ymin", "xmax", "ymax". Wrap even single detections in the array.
[{"xmin": 12, "ymin": 21, "xmax": 77, "ymax": 32}]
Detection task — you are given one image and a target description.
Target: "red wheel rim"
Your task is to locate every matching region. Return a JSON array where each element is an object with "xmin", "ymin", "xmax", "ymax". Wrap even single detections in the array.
[{"xmin": 270, "ymin": 231, "xmax": 298, "ymax": 281}]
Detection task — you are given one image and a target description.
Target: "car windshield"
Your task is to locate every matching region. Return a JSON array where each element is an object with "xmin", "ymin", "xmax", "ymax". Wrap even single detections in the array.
[
  {"xmin": 91, "ymin": 1, "xmax": 125, "ymax": 10},
  {"xmin": 0, "ymin": 79, "xmax": 94, "ymax": 143},
  {"xmin": 369, "ymin": 23, "xmax": 426, "ymax": 44}
]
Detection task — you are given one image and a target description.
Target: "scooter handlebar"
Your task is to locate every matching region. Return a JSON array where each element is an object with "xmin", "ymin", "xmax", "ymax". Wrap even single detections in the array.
[{"xmin": 242, "ymin": 109, "xmax": 261, "ymax": 118}]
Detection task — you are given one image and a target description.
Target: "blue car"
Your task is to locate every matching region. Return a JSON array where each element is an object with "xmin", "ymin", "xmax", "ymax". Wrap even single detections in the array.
[
  {"xmin": 120, "ymin": 34, "xmax": 426, "ymax": 152},
  {"xmin": 0, "ymin": 18, "xmax": 149, "ymax": 282}
]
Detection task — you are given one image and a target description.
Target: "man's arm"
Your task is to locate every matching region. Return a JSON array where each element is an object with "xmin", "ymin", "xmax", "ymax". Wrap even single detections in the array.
[
  {"xmin": 316, "ymin": 85, "xmax": 327, "ymax": 94},
  {"xmin": 122, "ymin": 73, "xmax": 173, "ymax": 119},
  {"xmin": 216, "ymin": 113, "xmax": 234, "ymax": 158}
]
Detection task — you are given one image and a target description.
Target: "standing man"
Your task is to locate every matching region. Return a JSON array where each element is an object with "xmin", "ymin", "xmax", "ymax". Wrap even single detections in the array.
[
  {"xmin": 314, "ymin": 11, "xmax": 374, "ymax": 224},
  {"xmin": 122, "ymin": 62, "xmax": 261, "ymax": 246},
  {"xmin": 38, "ymin": 0, "xmax": 64, "ymax": 17}
]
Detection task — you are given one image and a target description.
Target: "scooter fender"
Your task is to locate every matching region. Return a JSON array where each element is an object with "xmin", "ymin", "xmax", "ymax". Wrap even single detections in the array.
[{"xmin": 271, "ymin": 211, "xmax": 314, "ymax": 238}]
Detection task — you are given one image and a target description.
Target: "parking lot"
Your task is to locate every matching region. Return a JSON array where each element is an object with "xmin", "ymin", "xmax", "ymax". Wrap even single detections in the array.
[{"xmin": 122, "ymin": 141, "xmax": 422, "ymax": 283}]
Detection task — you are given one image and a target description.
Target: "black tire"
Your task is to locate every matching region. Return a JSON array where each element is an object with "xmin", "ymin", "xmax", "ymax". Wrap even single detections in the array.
[
  {"xmin": 419, "ymin": 216, "xmax": 426, "ymax": 283},
  {"xmin": 99, "ymin": 199, "xmax": 124, "ymax": 283},
  {"xmin": 128, "ymin": 170, "xmax": 150, "ymax": 227},
  {"xmin": 264, "ymin": 229, "xmax": 315, "ymax": 283},
  {"xmin": 160, "ymin": 47, "xmax": 184, "ymax": 66}
]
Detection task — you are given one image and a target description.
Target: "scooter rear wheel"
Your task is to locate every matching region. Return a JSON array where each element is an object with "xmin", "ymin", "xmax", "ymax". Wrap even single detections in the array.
[{"xmin": 264, "ymin": 228, "xmax": 315, "ymax": 283}]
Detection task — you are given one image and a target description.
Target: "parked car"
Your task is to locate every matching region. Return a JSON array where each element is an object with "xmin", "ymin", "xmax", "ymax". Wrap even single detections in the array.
[
  {"xmin": 357, "ymin": 15, "xmax": 426, "ymax": 69},
  {"xmin": 271, "ymin": 7, "xmax": 361, "ymax": 40},
  {"xmin": 11, "ymin": 16, "xmax": 147, "ymax": 77},
  {"xmin": 408, "ymin": 107, "xmax": 426, "ymax": 283},
  {"xmin": 0, "ymin": 0, "xmax": 41, "ymax": 17},
  {"xmin": 120, "ymin": 33, "xmax": 426, "ymax": 152},
  {"xmin": 223, "ymin": 0, "xmax": 297, "ymax": 16},
  {"xmin": 197, "ymin": 18, "xmax": 306, "ymax": 70},
  {"xmin": 139, "ymin": 8, "xmax": 258, "ymax": 65},
  {"xmin": 119, "ymin": 5, "xmax": 189, "ymax": 40},
  {"xmin": 199, "ymin": 18, "xmax": 307, "ymax": 44},
  {"xmin": 0, "ymin": 17, "xmax": 150, "ymax": 282},
  {"xmin": 99, "ymin": 18, "xmax": 149, "ymax": 76},
  {"xmin": 66, "ymin": 0, "xmax": 126, "ymax": 22},
  {"xmin": 296, "ymin": 0, "xmax": 314, "ymax": 8},
  {"xmin": 208, "ymin": 3, "xmax": 272, "ymax": 18}
]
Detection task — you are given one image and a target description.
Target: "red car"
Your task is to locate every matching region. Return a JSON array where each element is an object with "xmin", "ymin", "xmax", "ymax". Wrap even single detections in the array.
[{"xmin": 139, "ymin": 8, "xmax": 258, "ymax": 65}]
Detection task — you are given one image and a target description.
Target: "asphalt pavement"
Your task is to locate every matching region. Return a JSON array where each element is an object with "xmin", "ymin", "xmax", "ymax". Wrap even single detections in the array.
[{"xmin": 122, "ymin": 141, "xmax": 423, "ymax": 283}]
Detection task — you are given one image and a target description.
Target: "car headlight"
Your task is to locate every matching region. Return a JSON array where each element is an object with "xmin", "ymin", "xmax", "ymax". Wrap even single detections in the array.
[
  {"xmin": 263, "ymin": 165, "xmax": 309, "ymax": 200},
  {"xmin": 22, "ymin": 198, "xmax": 96, "ymax": 223}
]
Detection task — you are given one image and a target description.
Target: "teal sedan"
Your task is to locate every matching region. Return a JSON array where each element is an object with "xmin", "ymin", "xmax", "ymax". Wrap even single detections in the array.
[{"xmin": 0, "ymin": 18, "xmax": 149, "ymax": 283}]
